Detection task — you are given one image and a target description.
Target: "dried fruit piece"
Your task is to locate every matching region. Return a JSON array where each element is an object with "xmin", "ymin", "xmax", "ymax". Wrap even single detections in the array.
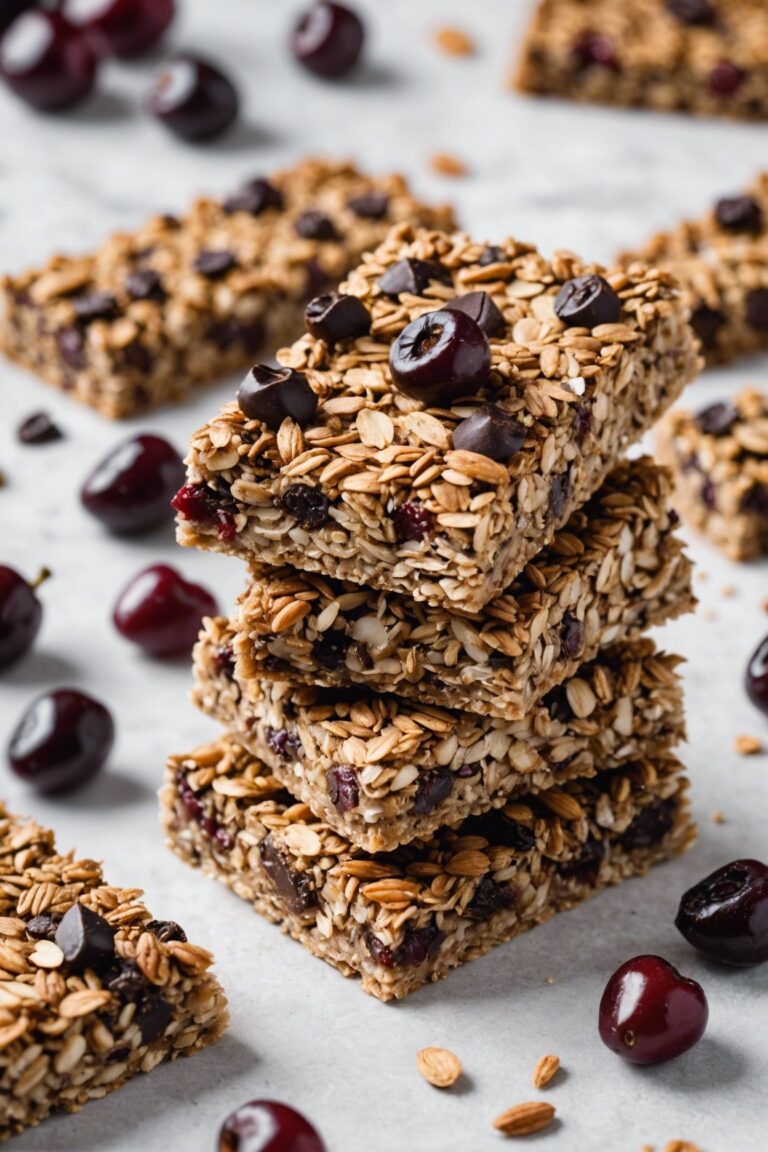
[{"xmin": 416, "ymin": 1046, "xmax": 462, "ymax": 1088}]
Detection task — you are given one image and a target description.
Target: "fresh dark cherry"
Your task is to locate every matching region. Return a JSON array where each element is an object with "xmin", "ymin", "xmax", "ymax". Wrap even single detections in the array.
[
  {"xmin": 237, "ymin": 365, "xmax": 318, "ymax": 432},
  {"xmin": 598, "ymin": 955, "xmax": 708, "ymax": 1065},
  {"xmin": 16, "ymin": 411, "xmax": 63, "ymax": 445},
  {"xmin": 392, "ymin": 500, "xmax": 434, "ymax": 542},
  {"xmin": 555, "ymin": 275, "xmax": 621, "ymax": 328},
  {"xmin": 149, "ymin": 54, "xmax": 239, "ymax": 142},
  {"xmin": 7, "ymin": 688, "xmax": 115, "ymax": 794},
  {"xmin": 745, "ymin": 634, "xmax": 768, "ymax": 717},
  {"xmin": 571, "ymin": 31, "xmax": 620, "ymax": 70},
  {"xmin": 80, "ymin": 434, "xmax": 185, "ymax": 533},
  {"xmin": 666, "ymin": 0, "xmax": 716, "ymax": 24},
  {"xmin": 452, "ymin": 405, "xmax": 525, "ymax": 460},
  {"xmin": 218, "ymin": 1100, "xmax": 326, "ymax": 1152},
  {"xmin": 64, "ymin": 0, "xmax": 175, "ymax": 57},
  {"xmin": 444, "ymin": 291, "xmax": 505, "ymax": 339},
  {"xmin": 291, "ymin": 1, "xmax": 364, "ymax": 79},
  {"xmin": 0, "ymin": 2, "xmax": 36, "ymax": 36},
  {"xmin": 694, "ymin": 401, "xmax": 738, "ymax": 437},
  {"xmin": 709, "ymin": 60, "xmax": 745, "ymax": 96},
  {"xmin": 0, "ymin": 9, "xmax": 98, "ymax": 111},
  {"xmin": 714, "ymin": 195, "xmax": 763, "ymax": 234},
  {"xmin": 0, "ymin": 566, "xmax": 48, "ymax": 670},
  {"xmin": 390, "ymin": 309, "xmax": 490, "ymax": 406},
  {"xmin": 676, "ymin": 859, "xmax": 768, "ymax": 967},
  {"xmin": 304, "ymin": 292, "xmax": 370, "ymax": 344},
  {"xmin": 113, "ymin": 564, "xmax": 217, "ymax": 657}
]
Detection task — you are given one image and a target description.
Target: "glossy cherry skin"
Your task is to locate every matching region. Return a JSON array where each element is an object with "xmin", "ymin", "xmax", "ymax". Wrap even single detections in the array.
[
  {"xmin": 676, "ymin": 859, "xmax": 768, "ymax": 966},
  {"xmin": 218, "ymin": 1100, "xmax": 326, "ymax": 1152},
  {"xmin": 0, "ymin": 566, "xmax": 43, "ymax": 670},
  {"xmin": 745, "ymin": 634, "xmax": 768, "ymax": 717},
  {"xmin": 598, "ymin": 955, "xmax": 708, "ymax": 1065},
  {"xmin": 389, "ymin": 309, "xmax": 491, "ymax": 406},
  {"xmin": 64, "ymin": 0, "xmax": 175, "ymax": 57},
  {"xmin": 0, "ymin": 1, "xmax": 36, "ymax": 36},
  {"xmin": 7, "ymin": 689, "xmax": 115, "ymax": 794},
  {"xmin": 113, "ymin": 564, "xmax": 217, "ymax": 657},
  {"xmin": 148, "ymin": 54, "xmax": 239, "ymax": 142},
  {"xmin": 291, "ymin": 2, "xmax": 364, "ymax": 79},
  {"xmin": 0, "ymin": 9, "xmax": 98, "ymax": 111},
  {"xmin": 80, "ymin": 434, "xmax": 185, "ymax": 534}
]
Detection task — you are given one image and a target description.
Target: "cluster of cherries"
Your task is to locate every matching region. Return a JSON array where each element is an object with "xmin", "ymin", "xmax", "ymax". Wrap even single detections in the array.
[{"xmin": 0, "ymin": 0, "xmax": 365, "ymax": 141}]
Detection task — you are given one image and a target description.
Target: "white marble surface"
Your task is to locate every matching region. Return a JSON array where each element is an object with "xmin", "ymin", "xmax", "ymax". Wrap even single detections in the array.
[{"xmin": 1, "ymin": 1, "xmax": 767, "ymax": 1148}]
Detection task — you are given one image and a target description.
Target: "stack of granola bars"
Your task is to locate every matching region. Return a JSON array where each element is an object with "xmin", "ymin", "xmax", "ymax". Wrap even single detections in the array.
[{"xmin": 162, "ymin": 222, "xmax": 702, "ymax": 1001}]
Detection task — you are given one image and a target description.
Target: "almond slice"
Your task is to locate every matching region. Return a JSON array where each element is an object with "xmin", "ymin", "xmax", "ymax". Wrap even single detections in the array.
[{"xmin": 416, "ymin": 1046, "xmax": 462, "ymax": 1088}]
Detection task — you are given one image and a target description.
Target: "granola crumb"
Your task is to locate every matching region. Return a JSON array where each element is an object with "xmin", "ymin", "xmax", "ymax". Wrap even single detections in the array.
[
  {"xmin": 493, "ymin": 1102, "xmax": 556, "ymax": 1137},
  {"xmin": 735, "ymin": 734, "xmax": 763, "ymax": 756},
  {"xmin": 416, "ymin": 1046, "xmax": 462, "ymax": 1088},
  {"xmin": 662, "ymin": 1142, "xmax": 702, "ymax": 1152},
  {"xmin": 702, "ymin": 608, "xmax": 717, "ymax": 622},
  {"xmin": 433, "ymin": 26, "xmax": 475, "ymax": 56},
  {"xmin": 429, "ymin": 152, "xmax": 468, "ymax": 178},
  {"xmin": 761, "ymin": 598, "xmax": 768, "ymax": 614},
  {"xmin": 545, "ymin": 976, "xmax": 555, "ymax": 985},
  {"xmin": 710, "ymin": 810, "xmax": 726, "ymax": 824},
  {"xmin": 696, "ymin": 570, "xmax": 709, "ymax": 582},
  {"xmin": 532, "ymin": 1054, "xmax": 560, "ymax": 1088},
  {"xmin": 721, "ymin": 584, "xmax": 735, "ymax": 598}
]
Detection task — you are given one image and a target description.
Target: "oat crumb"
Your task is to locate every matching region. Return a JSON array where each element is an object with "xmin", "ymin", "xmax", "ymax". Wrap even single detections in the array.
[
  {"xmin": 721, "ymin": 584, "xmax": 735, "ymax": 598},
  {"xmin": 429, "ymin": 153, "xmax": 468, "ymax": 178},
  {"xmin": 434, "ymin": 26, "xmax": 475, "ymax": 56},
  {"xmin": 545, "ymin": 975, "xmax": 555, "ymax": 985},
  {"xmin": 735, "ymin": 734, "xmax": 763, "ymax": 756},
  {"xmin": 662, "ymin": 1142, "xmax": 702, "ymax": 1152},
  {"xmin": 710, "ymin": 810, "xmax": 726, "ymax": 824},
  {"xmin": 696, "ymin": 570, "xmax": 709, "ymax": 582}
]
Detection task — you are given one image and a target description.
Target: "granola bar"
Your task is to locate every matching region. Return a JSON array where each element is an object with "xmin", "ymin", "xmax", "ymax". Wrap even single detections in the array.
[
  {"xmin": 0, "ymin": 804, "xmax": 227, "ymax": 1142},
  {"xmin": 620, "ymin": 173, "xmax": 768, "ymax": 365},
  {"xmin": 193, "ymin": 615, "xmax": 686, "ymax": 852},
  {"xmin": 232, "ymin": 457, "xmax": 694, "ymax": 720},
  {"xmin": 162, "ymin": 734, "xmax": 695, "ymax": 1001},
  {"xmin": 657, "ymin": 388, "xmax": 768, "ymax": 560},
  {"xmin": 514, "ymin": 0, "xmax": 768, "ymax": 122},
  {"xmin": 175, "ymin": 225, "xmax": 700, "ymax": 613},
  {"xmin": 0, "ymin": 159, "xmax": 453, "ymax": 419}
]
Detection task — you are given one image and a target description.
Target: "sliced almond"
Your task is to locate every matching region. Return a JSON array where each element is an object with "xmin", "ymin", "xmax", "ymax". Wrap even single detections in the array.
[
  {"xmin": 532, "ymin": 1053, "xmax": 560, "ymax": 1088},
  {"xmin": 493, "ymin": 1101, "xmax": 555, "ymax": 1137},
  {"xmin": 416, "ymin": 1046, "xmax": 462, "ymax": 1088}
]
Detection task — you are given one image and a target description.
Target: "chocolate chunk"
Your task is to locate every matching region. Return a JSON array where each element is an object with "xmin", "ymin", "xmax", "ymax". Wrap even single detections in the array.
[
  {"xmin": 74, "ymin": 292, "xmax": 119, "ymax": 323},
  {"xmin": 555, "ymin": 275, "xmax": 621, "ymax": 328},
  {"xmin": 620, "ymin": 799, "xmax": 675, "ymax": 850},
  {"xmin": 146, "ymin": 919, "xmax": 187, "ymax": 943},
  {"xmin": 57, "ymin": 326, "xmax": 85, "ymax": 370},
  {"xmin": 55, "ymin": 903, "xmax": 116, "ymax": 973},
  {"xmin": 25, "ymin": 914, "xmax": 58, "ymax": 941},
  {"xmin": 327, "ymin": 765, "xmax": 359, "ymax": 813},
  {"xmin": 136, "ymin": 991, "xmax": 174, "ymax": 1044},
  {"xmin": 690, "ymin": 303, "xmax": 725, "ymax": 351},
  {"xmin": 572, "ymin": 401, "xmax": 592, "ymax": 446},
  {"xmin": 294, "ymin": 210, "xmax": 338, "ymax": 241},
  {"xmin": 549, "ymin": 472, "xmax": 570, "ymax": 520},
  {"xmin": 694, "ymin": 401, "xmax": 738, "ymax": 436},
  {"xmin": 107, "ymin": 960, "xmax": 146, "ymax": 997},
  {"xmin": 412, "ymin": 766, "xmax": 453, "ymax": 816},
  {"xmin": 259, "ymin": 834, "xmax": 317, "ymax": 914},
  {"xmin": 746, "ymin": 288, "xmax": 768, "ymax": 332},
  {"xmin": 276, "ymin": 484, "xmax": 331, "ymax": 529},
  {"xmin": 304, "ymin": 292, "xmax": 371, "ymax": 343},
  {"xmin": 467, "ymin": 875, "xmax": 516, "ymax": 921},
  {"xmin": 313, "ymin": 631, "xmax": 351, "ymax": 670},
  {"xmin": 125, "ymin": 269, "xmax": 165, "ymax": 301},
  {"xmin": 666, "ymin": 0, "xmax": 717, "ymax": 24},
  {"xmin": 193, "ymin": 250, "xmax": 237, "ymax": 278},
  {"xmin": 478, "ymin": 245, "xmax": 506, "ymax": 267},
  {"xmin": 17, "ymin": 412, "xmax": 63, "ymax": 445},
  {"xmin": 223, "ymin": 177, "xmax": 284, "ymax": 216},
  {"xmin": 741, "ymin": 484, "xmax": 768, "ymax": 516},
  {"xmin": 347, "ymin": 191, "xmax": 389, "ymax": 219},
  {"xmin": 451, "ymin": 404, "xmax": 525, "ymax": 460},
  {"xmin": 377, "ymin": 257, "xmax": 452, "ymax": 298},
  {"xmin": 462, "ymin": 810, "xmax": 537, "ymax": 853},
  {"xmin": 714, "ymin": 195, "xmax": 763, "ymax": 234},
  {"xmin": 444, "ymin": 290, "xmax": 505, "ymax": 338},
  {"xmin": 237, "ymin": 364, "xmax": 318, "ymax": 431},
  {"xmin": 561, "ymin": 613, "xmax": 585, "ymax": 658}
]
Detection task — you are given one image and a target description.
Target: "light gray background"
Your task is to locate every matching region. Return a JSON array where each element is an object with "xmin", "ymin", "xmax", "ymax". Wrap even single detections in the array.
[{"xmin": 1, "ymin": 2, "xmax": 766, "ymax": 1149}]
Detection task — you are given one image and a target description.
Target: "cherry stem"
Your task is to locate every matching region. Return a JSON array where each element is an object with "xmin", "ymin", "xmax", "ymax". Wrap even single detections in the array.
[{"xmin": 31, "ymin": 566, "xmax": 52, "ymax": 591}]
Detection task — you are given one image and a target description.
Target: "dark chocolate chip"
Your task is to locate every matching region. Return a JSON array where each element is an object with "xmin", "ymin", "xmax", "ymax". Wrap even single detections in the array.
[
  {"xmin": 451, "ymin": 404, "xmax": 525, "ymax": 460},
  {"xmin": 237, "ymin": 364, "xmax": 318, "ymax": 431},
  {"xmin": 347, "ymin": 191, "xmax": 389, "ymax": 219},
  {"xmin": 554, "ymin": 274, "xmax": 621, "ymax": 328},
  {"xmin": 17, "ymin": 412, "xmax": 63, "ymax": 445},
  {"xmin": 443, "ymin": 290, "xmax": 505, "ymax": 338},
  {"xmin": 746, "ymin": 288, "xmax": 768, "ymax": 332},
  {"xmin": 559, "ymin": 836, "xmax": 606, "ymax": 886},
  {"xmin": 57, "ymin": 326, "xmax": 85, "ymax": 370},
  {"xmin": 561, "ymin": 613, "xmax": 585, "ymax": 658},
  {"xmin": 193, "ymin": 250, "xmax": 237, "ymax": 278},
  {"xmin": 714, "ymin": 195, "xmax": 764, "ymax": 234},
  {"xmin": 125, "ymin": 269, "xmax": 165, "ymax": 301},
  {"xmin": 259, "ymin": 834, "xmax": 317, "ymax": 914},
  {"xmin": 740, "ymin": 484, "xmax": 768, "ymax": 516},
  {"xmin": 136, "ymin": 992, "xmax": 174, "ymax": 1044},
  {"xmin": 549, "ymin": 473, "xmax": 570, "ymax": 520},
  {"xmin": 25, "ymin": 914, "xmax": 59, "ymax": 941},
  {"xmin": 694, "ymin": 401, "xmax": 738, "ymax": 436},
  {"xmin": 304, "ymin": 292, "xmax": 370, "ymax": 343},
  {"xmin": 276, "ymin": 484, "xmax": 331, "ymax": 529},
  {"xmin": 377, "ymin": 257, "xmax": 452, "ymax": 298},
  {"xmin": 690, "ymin": 303, "xmax": 725, "ymax": 351},
  {"xmin": 146, "ymin": 919, "xmax": 187, "ymax": 943},
  {"xmin": 314, "ymin": 631, "xmax": 351, "ymax": 670},
  {"xmin": 620, "ymin": 798, "xmax": 675, "ymax": 850},
  {"xmin": 412, "ymin": 766, "xmax": 453, "ymax": 816},
  {"xmin": 294, "ymin": 210, "xmax": 338, "ymax": 241},
  {"xmin": 223, "ymin": 177, "xmax": 284, "ymax": 216},
  {"xmin": 74, "ymin": 292, "xmax": 119, "ymax": 323},
  {"xmin": 666, "ymin": 0, "xmax": 717, "ymax": 24},
  {"xmin": 478, "ymin": 245, "xmax": 506, "ymax": 267},
  {"xmin": 107, "ymin": 960, "xmax": 146, "ymax": 997},
  {"xmin": 122, "ymin": 340, "xmax": 152, "ymax": 373},
  {"xmin": 55, "ymin": 903, "xmax": 116, "ymax": 973},
  {"xmin": 572, "ymin": 401, "xmax": 592, "ymax": 447},
  {"xmin": 327, "ymin": 765, "xmax": 359, "ymax": 813}
]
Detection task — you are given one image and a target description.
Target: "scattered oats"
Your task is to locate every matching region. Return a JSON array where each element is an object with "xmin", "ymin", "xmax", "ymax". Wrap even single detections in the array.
[
  {"xmin": 532, "ymin": 1053, "xmax": 560, "ymax": 1088},
  {"xmin": 566, "ymin": 376, "xmax": 586, "ymax": 396},
  {"xmin": 735, "ymin": 734, "xmax": 763, "ymax": 756},
  {"xmin": 416, "ymin": 1046, "xmax": 462, "ymax": 1088},
  {"xmin": 429, "ymin": 153, "xmax": 468, "ymax": 178},
  {"xmin": 433, "ymin": 26, "xmax": 475, "ymax": 56},
  {"xmin": 493, "ymin": 1101, "xmax": 556, "ymax": 1137}
]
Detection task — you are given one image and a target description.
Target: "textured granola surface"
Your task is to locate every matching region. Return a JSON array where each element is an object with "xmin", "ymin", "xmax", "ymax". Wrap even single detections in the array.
[
  {"xmin": 233, "ymin": 457, "xmax": 695, "ymax": 719},
  {"xmin": 0, "ymin": 159, "xmax": 453, "ymax": 419},
  {"xmin": 162, "ymin": 735, "xmax": 695, "ymax": 1001},
  {"xmin": 621, "ymin": 172, "xmax": 768, "ymax": 365},
  {"xmin": 515, "ymin": 0, "xmax": 768, "ymax": 121},
  {"xmin": 657, "ymin": 387, "xmax": 768, "ymax": 560},
  {"xmin": 177, "ymin": 225, "xmax": 700, "ymax": 612},
  {"xmin": 0, "ymin": 804, "xmax": 227, "ymax": 1142},
  {"xmin": 194, "ymin": 615, "xmax": 686, "ymax": 852}
]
